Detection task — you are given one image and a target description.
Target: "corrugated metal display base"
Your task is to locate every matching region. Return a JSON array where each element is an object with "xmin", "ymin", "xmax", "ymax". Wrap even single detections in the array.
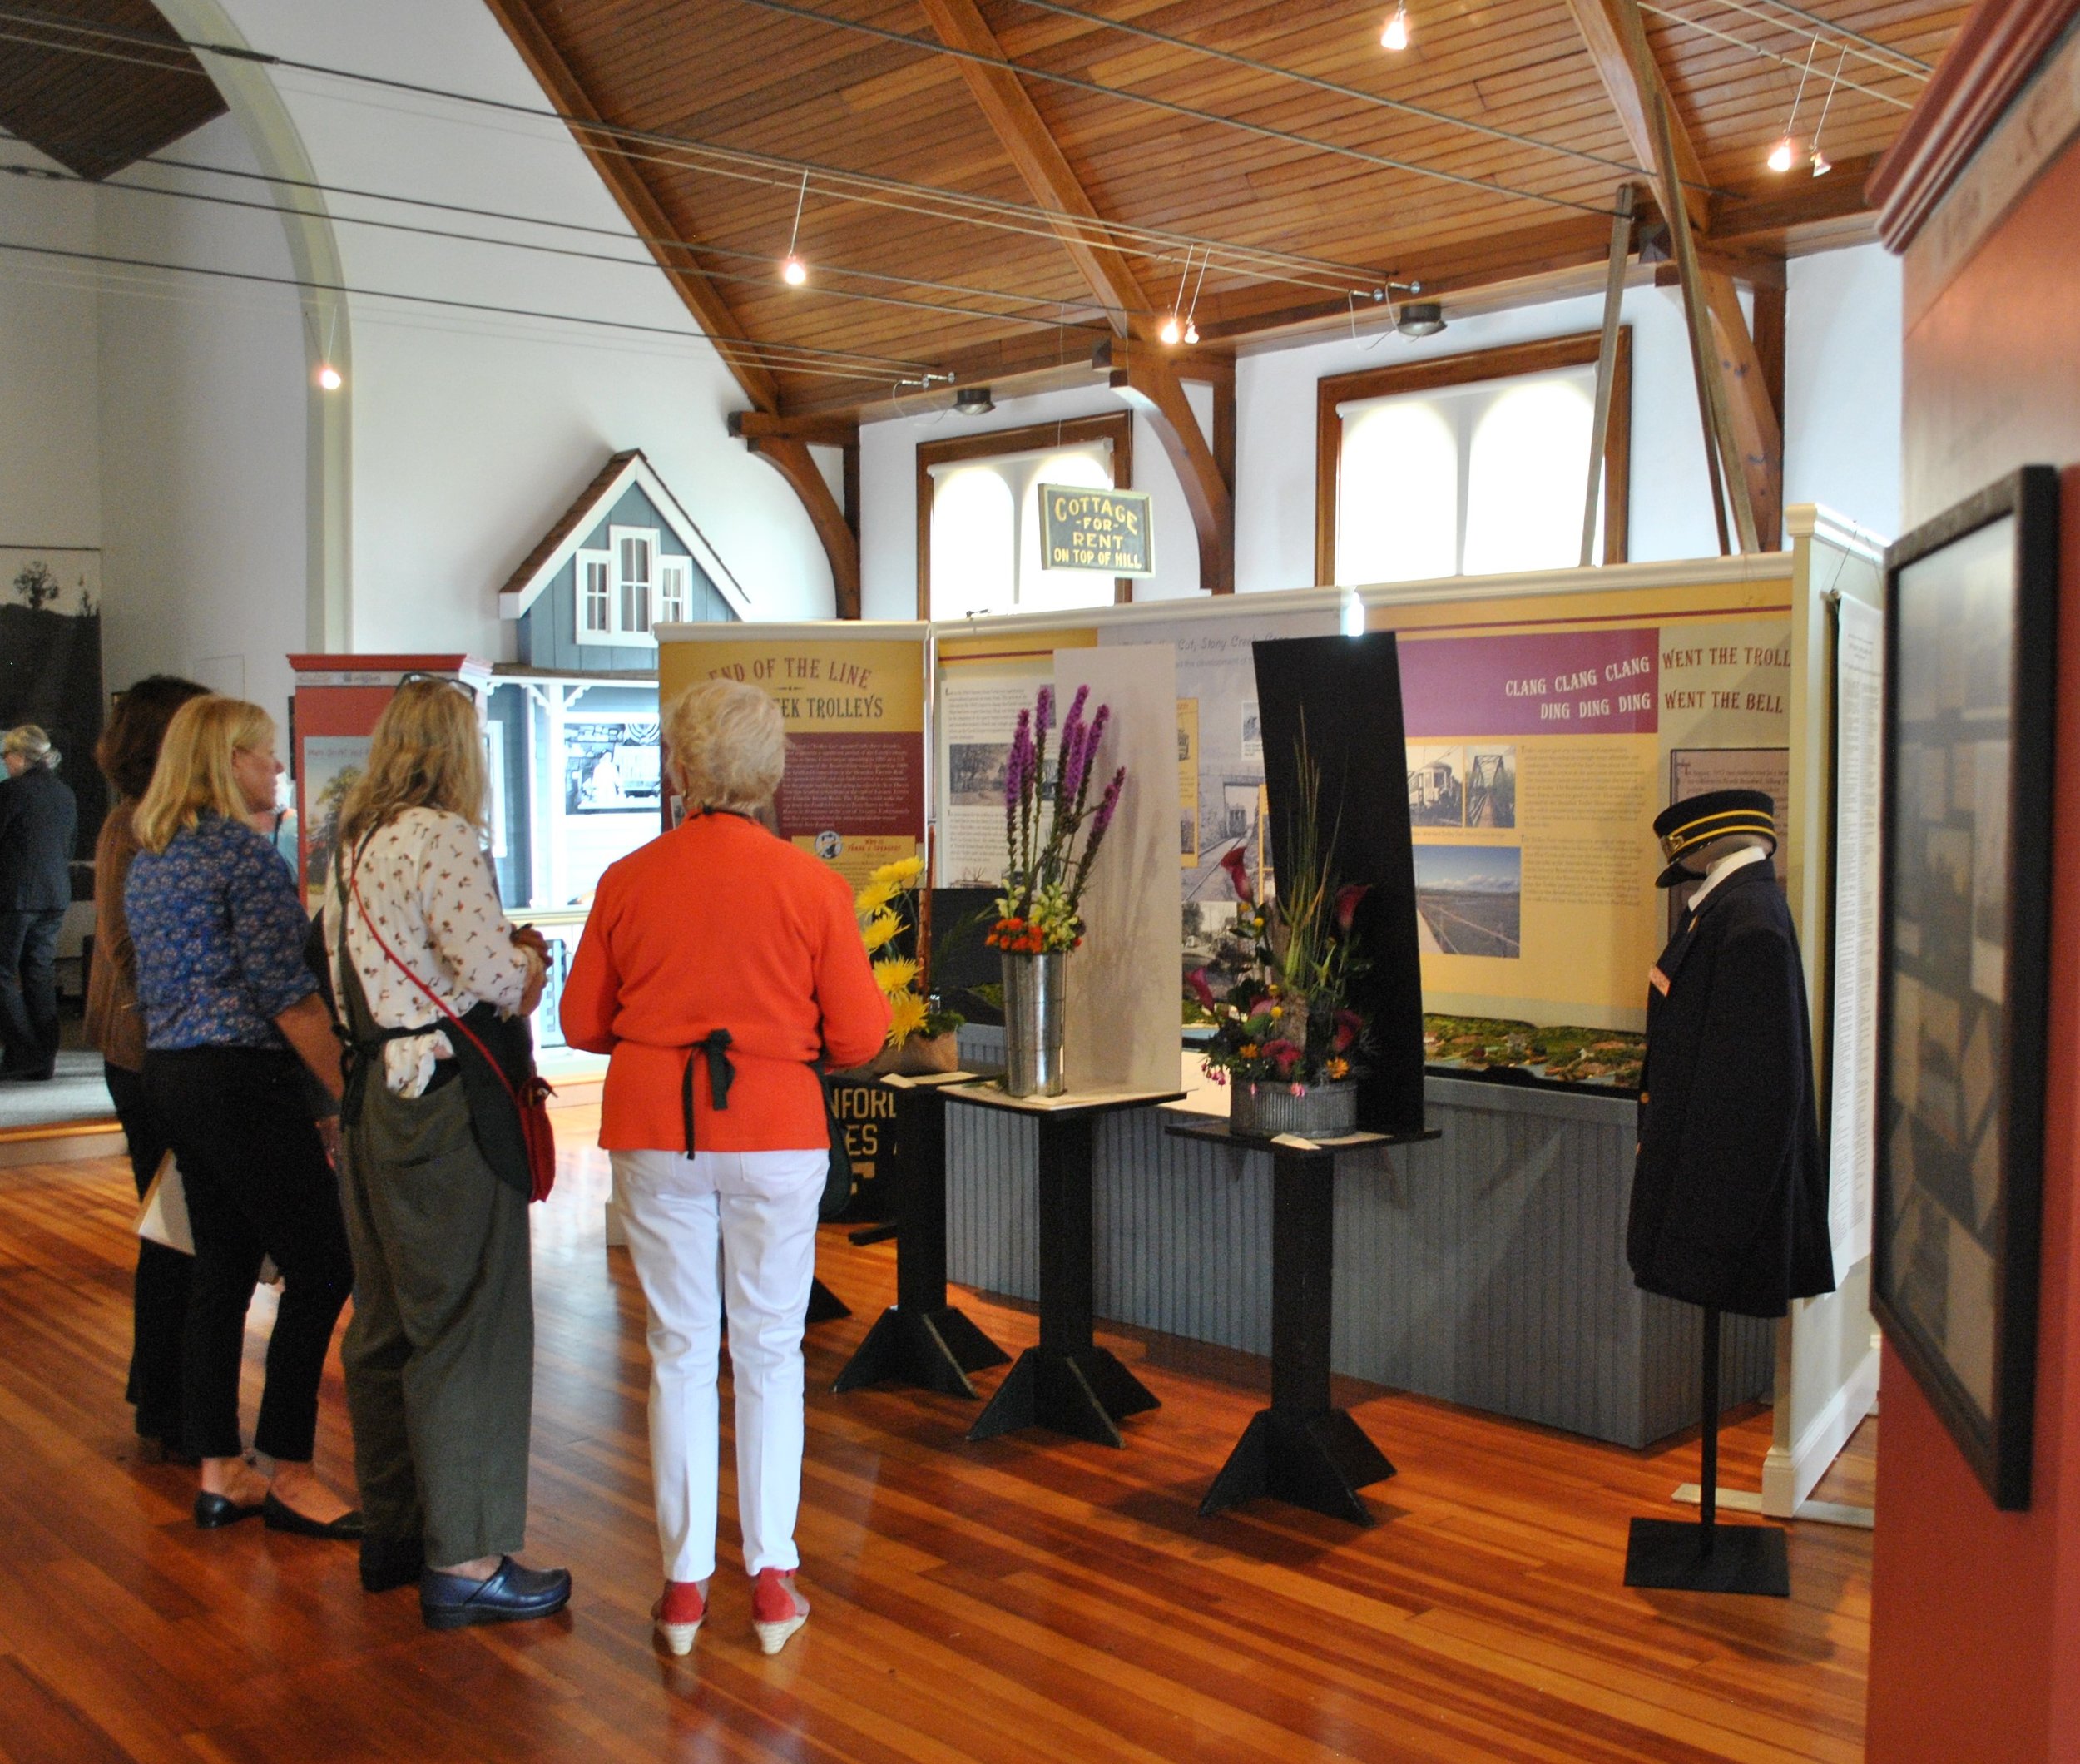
[{"xmin": 947, "ymin": 1033, "xmax": 1770, "ymax": 1449}]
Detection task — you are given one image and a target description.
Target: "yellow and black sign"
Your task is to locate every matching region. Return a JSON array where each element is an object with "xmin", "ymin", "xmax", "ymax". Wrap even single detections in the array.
[{"xmin": 1038, "ymin": 483, "xmax": 1155, "ymax": 577}]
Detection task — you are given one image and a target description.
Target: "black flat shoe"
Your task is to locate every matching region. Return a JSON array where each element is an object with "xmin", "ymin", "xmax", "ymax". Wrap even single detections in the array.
[
  {"xmin": 420, "ymin": 1558, "xmax": 572, "ymax": 1631},
  {"xmin": 194, "ymin": 1490, "xmax": 266, "ymax": 1529},
  {"xmin": 263, "ymin": 1493, "xmax": 365, "ymax": 1540},
  {"xmin": 360, "ymin": 1534, "xmax": 425, "ymax": 1593}
]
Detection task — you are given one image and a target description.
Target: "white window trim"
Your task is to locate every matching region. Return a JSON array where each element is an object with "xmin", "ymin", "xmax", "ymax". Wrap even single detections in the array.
[
  {"xmin": 577, "ymin": 526, "xmax": 668, "ymax": 647},
  {"xmin": 574, "ymin": 548, "xmax": 614, "ymax": 645},
  {"xmin": 926, "ymin": 440, "xmax": 1115, "ymax": 620},
  {"xmin": 656, "ymin": 555, "xmax": 691, "ymax": 627}
]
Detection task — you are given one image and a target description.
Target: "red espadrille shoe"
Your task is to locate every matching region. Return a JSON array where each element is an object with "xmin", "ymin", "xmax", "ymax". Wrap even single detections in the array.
[
  {"xmin": 751, "ymin": 1568, "xmax": 809, "ymax": 1656},
  {"xmin": 652, "ymin": 1578, "xmax": 706, "ymax": 1656}
]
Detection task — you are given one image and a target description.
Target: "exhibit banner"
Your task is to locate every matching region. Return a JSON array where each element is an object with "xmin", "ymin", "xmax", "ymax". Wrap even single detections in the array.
[
  {"xmin": 1377, "ymin": 579, "xmax": 1795, "ymax": 1031},
  {"xmin": 657, "ymin": 622, "xmax": 927, "ymax": 886}
]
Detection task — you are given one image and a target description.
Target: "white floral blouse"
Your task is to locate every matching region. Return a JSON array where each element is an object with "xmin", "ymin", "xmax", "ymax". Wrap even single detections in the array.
[{"xmin": 324, "ymin": 807, "xmax": 537, "ymax": 1097}]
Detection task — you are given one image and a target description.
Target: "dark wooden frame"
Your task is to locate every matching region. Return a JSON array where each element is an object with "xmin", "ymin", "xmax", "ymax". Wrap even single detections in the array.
[
  {"xmin": 1874, "ymin": 464, "xmax": 2061, "ymax": 1510},
  {"xmin": 916, "ymin": 413, "xmax": 1133, "ymax": 618},
  {"xmin": 1314, "ymin": 330, "xmax": 1632, "ymax": 587}
]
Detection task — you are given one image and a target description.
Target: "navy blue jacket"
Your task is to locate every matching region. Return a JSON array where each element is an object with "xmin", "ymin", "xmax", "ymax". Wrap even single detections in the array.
[
  {"xmin": 1628, "ymin": 859, "xmax": 1835, "ymax": 1318},
  {"xmin": 0, "ymin": 765, "xmax": 77, "ymax": 911}
]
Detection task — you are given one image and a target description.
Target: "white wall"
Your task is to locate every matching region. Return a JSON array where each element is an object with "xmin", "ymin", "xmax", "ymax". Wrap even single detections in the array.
[
  {"xmin": 863, "ymin": 243, "xmax": 1905, "ymax": 614},
  {"xmin": 0, "ymin": 144, "xmax": 101, "ymax": 551},
  {"xmin": 1784, "ymin": 244, "xmax": 1904, "ymax": 541},
  {"xmin": 206, "ymin": 0, "xmax": 838, "ymax": 652},
  {"xmin": 97, "ymin": 115, "xmax": 308, "ymax": 721}
]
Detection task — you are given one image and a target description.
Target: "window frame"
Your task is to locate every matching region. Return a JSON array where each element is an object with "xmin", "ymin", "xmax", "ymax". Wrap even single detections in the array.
[
  {"xmin": 611, "ymin": 523, "xmax": 655, "ymax": 640},
  {"xmin": 575, "ymin": 547, "xmax": 615, "ymax": 644},
  {"xmin": 915, "ymin": 413, "xmax": 1134, "ymax": 619},
  {"xmin": 656, "ymin": 555, "xmax": 691, "ymax": 627},
  {"xmin": 1314, "ymin": 329, "xmax": 1632, "ymax": 586}
]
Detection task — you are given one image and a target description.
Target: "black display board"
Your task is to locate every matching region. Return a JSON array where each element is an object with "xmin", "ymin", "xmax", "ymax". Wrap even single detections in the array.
[{"xmin": 1251, "ymin": 632, "xmax": 1426, "ymax": 1135}]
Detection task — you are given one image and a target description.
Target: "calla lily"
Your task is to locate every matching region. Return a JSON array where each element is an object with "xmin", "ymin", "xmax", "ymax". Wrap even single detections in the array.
[
  {"xmin": 1334, "ymin": 882, "xmax": 1371, "ymax": 933},
  {"xmin": 1219, "ymin": 845, "xmax": 1255, "ymax": 904},
  {"xmin": 1186, "ymin": 968, "xmax": 1217, "ymax": 1011},
  {"xmin": 1333, "ymin": 1009, "xmax": 1363, "ymax": 1052}
]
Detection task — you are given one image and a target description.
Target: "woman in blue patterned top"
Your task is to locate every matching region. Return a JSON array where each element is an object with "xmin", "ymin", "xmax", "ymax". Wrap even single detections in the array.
[{"xmin": 126, "ymin": 696, "xmax": 359, "ymax": 1536}]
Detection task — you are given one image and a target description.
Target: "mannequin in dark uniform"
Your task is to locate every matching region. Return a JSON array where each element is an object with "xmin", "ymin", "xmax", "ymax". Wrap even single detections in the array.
[
  {"xmin": 1622, "ymin": 789, "xmax": 1830, "ymax": 1595},
  {"xmin": 1630, "ymin": 789, "xmax": 1833, "ymax": 1316}
]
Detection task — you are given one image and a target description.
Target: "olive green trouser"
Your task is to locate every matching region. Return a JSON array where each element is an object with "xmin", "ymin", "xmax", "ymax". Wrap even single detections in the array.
[{"xmin": 339, "ymin": 1073, "xmax": 534, "ymax": 1568}]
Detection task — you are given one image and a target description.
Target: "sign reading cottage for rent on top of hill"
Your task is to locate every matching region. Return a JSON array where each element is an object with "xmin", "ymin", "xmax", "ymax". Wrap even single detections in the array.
[{"xmin": 1039, "ymin": 484, "xmax": 1155, "ymax": 577}]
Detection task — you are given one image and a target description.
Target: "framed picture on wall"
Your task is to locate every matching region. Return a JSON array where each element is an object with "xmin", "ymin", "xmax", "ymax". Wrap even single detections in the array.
[{"xmin": 1874, "ymin": 465, "xmax": 2060, "ymax": 1510}]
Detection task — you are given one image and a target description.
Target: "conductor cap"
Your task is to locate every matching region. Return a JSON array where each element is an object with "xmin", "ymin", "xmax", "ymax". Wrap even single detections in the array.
[{"xmin": 1652, "ymin": 788, "xmax": 1776, "ymax": 889}]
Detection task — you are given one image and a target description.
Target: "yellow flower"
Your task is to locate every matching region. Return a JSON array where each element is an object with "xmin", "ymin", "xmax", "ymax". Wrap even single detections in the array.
[
  {"xmin": 873, "ymin": 957, "xmax": 919, "ymax": 997},
  {"xmin": 854, "ymin": 880, "xmax": 897, "ymax": 919},
  {"xmin": 1325, "ymin": 1057, "xmax": 1350, "ymax": 1080},
  {"xmin": 1270, "ymin": 1005, "xmax": 1283, "ymax": 1019},
  {"xmin": 871, "ymin": 855, "xmax": 925, "ymax": 889},
  {"xmin": 1239, "ymin": 1043, "xmax": 1259, "ymax": 1059},
  {"xmin": 886, "ymin": 992, "xmax": 928, "ymax": 1046},
  {"xmin": 860, "ymin": 910, "xmax": 902, "ymax": 952}
]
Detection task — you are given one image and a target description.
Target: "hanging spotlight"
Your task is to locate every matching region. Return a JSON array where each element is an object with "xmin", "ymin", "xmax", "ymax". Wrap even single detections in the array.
[
  {"xmin": 1810, "ymin": 149, "xmax": 1832, "ymax": 177},
  {"xmin": 1395, "ymin": 301, "xmax": 1445, "ymax": 338},
  {"xmin": 1767, "ymin": 136, "xmax": 1796, "ymax": 173},
  {"xmin": 1381, "ymin": 5, "xmax": 1409, "ymax": 51},
  {"xmin": 954, "ymin": 386, "xmax": 995, "ymax": 417},
  {"xmin": 781, "ymin": 254, "xmax": 808, "ymax": 286},
  {"xmin": 1183, "ymin": 320, "xmax": 1199, "ymax": 346},
  {"xmin": 316, "ymin": 364, "xmax": 343, "ymax": 390},
  {"xmin": 1159, "ymin": 315, "xmax": 1182, "ymax": 345},
  {"xmin": 779, "ymin": 169, "xmax": 810, "ymax": 288}
]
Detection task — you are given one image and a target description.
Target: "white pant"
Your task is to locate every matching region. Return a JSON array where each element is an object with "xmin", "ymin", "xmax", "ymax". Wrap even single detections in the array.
[{"xmin": 612, "ymin": 1147, "xmax": 825, "ymax": 1581}]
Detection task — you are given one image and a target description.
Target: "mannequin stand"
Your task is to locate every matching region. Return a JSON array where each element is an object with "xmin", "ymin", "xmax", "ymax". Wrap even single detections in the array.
[{"xmin": 1623, "ymin": 1306, "xmax": 1790, "ymax": 1597}]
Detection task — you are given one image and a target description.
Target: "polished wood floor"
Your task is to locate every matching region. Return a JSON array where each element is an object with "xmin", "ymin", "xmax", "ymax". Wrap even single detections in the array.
[{"xmin": 0, "ymin": 1104, "xmax": 1874, "ymax": 1763}]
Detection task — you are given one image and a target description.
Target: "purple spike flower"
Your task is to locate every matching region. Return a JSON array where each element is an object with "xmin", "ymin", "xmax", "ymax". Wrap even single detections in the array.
[
  {"xmin": 1035, "ymin": 685, "xmax": 1054, "ymax": 735},
  {"xmin": 1073, "ymin": 703, "xmax": 1111, "ymax": 812},
  {"xmin": 1092, "ymin": 766, "xmax": 1127, "ymax": 838}
]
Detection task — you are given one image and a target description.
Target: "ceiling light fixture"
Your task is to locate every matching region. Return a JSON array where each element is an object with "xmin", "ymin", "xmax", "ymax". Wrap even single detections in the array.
[
  {"xmin": 1807, "ymin": 45, "xmax": 1846, "ymax": 179},
  {"xmin": 1380, "ymin": 5, "xmax": 1409, "ymax": 52},
  {"xmin": 1810, "ymin": 149, "xmax": 1832, "ymax": 176},
  {"xmin": 1159, "ymin": 315, "xmax": 1181, "ymax": 345},
  {"xmin": 1768, "ymin": 39, "xmax": 1816, "ymax": 174},
  {"xmin": 780, "ymin": 168, "xmax": 810, "ymax": 286},
  {"xmin": 954, "ymin": 385, "xmax": 995, "ymax": 416},
  {"xmin": 316, "ymin": 364, "xmax": 342, "ymax": 390},
  {"xmin": 1395, "ymin": 300, "xmax": 1445, "ymax": 337}
]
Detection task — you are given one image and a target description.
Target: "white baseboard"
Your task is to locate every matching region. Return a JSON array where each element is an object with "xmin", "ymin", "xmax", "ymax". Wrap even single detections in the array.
[
  {"xmin": 1761, "ymin": 1340, "xmax": 1881, "ymax": 1516},
  {"xmin": 1671, "ymin": 1484, "xmax": 1874, "ymax": 1529}
]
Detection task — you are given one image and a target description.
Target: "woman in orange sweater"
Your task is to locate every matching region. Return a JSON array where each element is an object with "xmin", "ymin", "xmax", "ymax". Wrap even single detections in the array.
[{"xmin": 561, "ymin": 678, "xmax": 888, "ymax": 1659}]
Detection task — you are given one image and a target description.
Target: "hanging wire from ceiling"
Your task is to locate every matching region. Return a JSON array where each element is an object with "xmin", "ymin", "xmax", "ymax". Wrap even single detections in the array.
[
  {"xmin": 0, "ymin": 237, "xmax": 942, "ymax": 380},
  {"xmin": 1002, "ymin": 0, "xmax": 1716, "ymax": 195},
  {"xmin": 0, "ymin": 6, "xmax": 1408, "ymax": 301},
  {"xmin": 1637, "ymin": 2, "xmax": 1918, "ymax": 107},
  {"xmin": 716, "ymin": 0, "xmax": 1622, "ymax": 219},
  {"xmin": 1696, "ymin": 0, "xmax": 1931, "ymax": 80}
]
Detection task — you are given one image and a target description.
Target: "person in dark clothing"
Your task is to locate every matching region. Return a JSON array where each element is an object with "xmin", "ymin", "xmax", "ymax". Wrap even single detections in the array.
[
  {"xmin": 87, "ymin": 677, "xmax": 211, "ymax": 1461},
  {"xmin": 0, "ymin": 725, "xmax": 77, "ymax": 1082},
  {"xmin": 1628, "ymin": 789, "xmax": 1835, "ymax": 1318}
]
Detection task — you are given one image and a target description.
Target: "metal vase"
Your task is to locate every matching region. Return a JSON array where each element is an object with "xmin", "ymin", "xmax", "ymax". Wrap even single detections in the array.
[{"xmin": 1000, "ymin": 950, "xmax": 1067, "ymax": 1098}]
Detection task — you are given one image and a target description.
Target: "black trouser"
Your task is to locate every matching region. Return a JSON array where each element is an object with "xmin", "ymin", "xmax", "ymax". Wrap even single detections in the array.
[
  {"xmin": 0, "ymin": 908, "xmax": 62, "ymax": 1076},
  {"xmin": 105, "ymin": 1062, "xmax": 190, "ymax": 1445},
  {"xmin": 142, "ymin": 1046, "xmax": 354, "ymax": 1463}
]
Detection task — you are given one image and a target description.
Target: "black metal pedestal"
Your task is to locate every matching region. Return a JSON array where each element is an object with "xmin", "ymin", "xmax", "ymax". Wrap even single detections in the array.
[
  {"xmin": 834, "ymin": 1077, "xmax": 1008, "ymax": 1397},
  {"xmin": 956, "ymin": 1088, "xmax": 1181, "ymax": 1447},
  {"xmin": 1166, "ymin": 1113, "xmax": 1434, "ymax": 1524},
  {"xmin": 806, "ymin": 1278, "xmax": 851, "ymax": 1325},
  {"xmin": 1623, "ymin": 1306, "xmax": 1790, "ymax": 1596}
]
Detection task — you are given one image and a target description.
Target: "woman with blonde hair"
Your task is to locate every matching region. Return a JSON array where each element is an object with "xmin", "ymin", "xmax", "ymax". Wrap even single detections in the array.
[
  {"xmin": 126, "ymin": 696, "xmax": 359, "ymax": 1533},
  {"xmin": 324, "ymin": 676, "xmax": 568, "ymax": 1629},
  {"xmin": 562, "ymin": 676, "xmax": 887, "ymax": 1657}
]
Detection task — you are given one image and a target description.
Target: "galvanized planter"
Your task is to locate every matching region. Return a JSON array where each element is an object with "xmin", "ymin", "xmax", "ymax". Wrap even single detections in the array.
[
  {"xmin": 1230, "ymin": 1077, "xmax": 1358, "ymax": 1140},
  {"xmin": 1000, "ymin": 950, "xmax": 1067, "ymax": 1097}
]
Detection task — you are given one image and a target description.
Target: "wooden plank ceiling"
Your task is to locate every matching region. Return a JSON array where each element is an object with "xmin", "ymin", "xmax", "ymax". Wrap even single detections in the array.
[
  {"xmin": 489, "ymin": 0, "xmax": 1964, "ymax": 420},
  {"xmin": 0, "ymin": 0, "xmax": 224, "ymax": 180}
]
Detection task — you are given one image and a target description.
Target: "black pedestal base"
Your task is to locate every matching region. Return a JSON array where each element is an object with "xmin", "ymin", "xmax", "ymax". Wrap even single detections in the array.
[
  {"xmin": 966, "ymin": 1346, "xmax": 1159, "ymax": 1447},
  {"xmin": 1623, "ymin": 1518, "xmax": 1790, "ymax": 1597},
  {"xmin": 806, "ymin": 1277, "xmax": 851, "ymax": 1325},
  {"xmin": 833, "ymin": 1305, "xmax": 1009, "ymax": 1398},
  {"xmin": 1200, "ymin": 1407, "xmax": 1396, "ymax": 1524}
]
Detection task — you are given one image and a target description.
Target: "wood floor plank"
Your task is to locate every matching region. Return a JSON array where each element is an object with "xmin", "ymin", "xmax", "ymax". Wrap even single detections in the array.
[{"xmin": 0, "ymin": 1124, "xmax": 1874, "ymax": 1762}]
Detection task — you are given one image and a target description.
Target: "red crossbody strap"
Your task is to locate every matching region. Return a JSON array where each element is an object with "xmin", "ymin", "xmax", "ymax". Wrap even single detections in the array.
[{"xmin": 348, "ymin": 849, "xmax": 522, "ymax": 1107}]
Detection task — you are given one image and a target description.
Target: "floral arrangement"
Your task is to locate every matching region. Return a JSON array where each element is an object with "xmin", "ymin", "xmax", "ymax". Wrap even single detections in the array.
[
  {"xmin": 987, "ymin": 684, "xmax": 1127, "ymax": 955},
  {"xmin": 1191, "ymin": 744, "xmax": 1369, "ymax": 1093},
  {"xmin": 856, "ymin": 855, "xmax": 964, "ymax": 1048}
]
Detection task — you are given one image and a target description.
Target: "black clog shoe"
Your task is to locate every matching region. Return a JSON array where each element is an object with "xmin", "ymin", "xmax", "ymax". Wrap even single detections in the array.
[{"xmin": 419, "ymin": 1558, "xmax": 572, "ymax": 1631}]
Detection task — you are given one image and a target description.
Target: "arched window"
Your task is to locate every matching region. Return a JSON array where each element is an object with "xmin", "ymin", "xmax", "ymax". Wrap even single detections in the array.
[
  {"xmin": 929, "ymin": 466, "xmax": 1016, "ymax": 620},
  {"xmin": 1463, "ymin": 376, "xmax": 1597, "ymax": 574},
  {"xmin": 1335, "ymin": 399, "xmax": 1459, "ymax": 585},
  {"xmin": 1018, "ymin": 448, "xmax": 1117, "ymax": 610}
]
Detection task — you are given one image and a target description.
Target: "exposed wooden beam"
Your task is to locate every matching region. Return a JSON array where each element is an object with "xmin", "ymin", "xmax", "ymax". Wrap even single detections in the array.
[
  {"xmin": 729, "ymin": 412, "xmax": 860, "ymax": 447},
  {"xmin": 1562, "ymin": 0, "xmax": 1711, "ymax": 228},
  {"xmin": 1701, "ymin": 273, "xmax": 1785, "ymax": 547},
  {"xmin": 916, "ymin": 0, "xmax": 1232, "ymax": 592},
  {"xmin": 742, "ymin": 436, "xmax": 861, "ymax": 618},
  {"xmin": 482, "ymin": 0, "xmax": 866, "ymax": 613}
]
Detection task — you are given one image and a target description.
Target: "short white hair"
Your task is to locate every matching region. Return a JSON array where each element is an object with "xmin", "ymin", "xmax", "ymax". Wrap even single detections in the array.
[
  {"xmin": 665, "ymin": 678, "xmax": 785, "ymax": 815},
  {"xmin": 2, "ymin": 725, "xmax": 57, "ymax": 769}
]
